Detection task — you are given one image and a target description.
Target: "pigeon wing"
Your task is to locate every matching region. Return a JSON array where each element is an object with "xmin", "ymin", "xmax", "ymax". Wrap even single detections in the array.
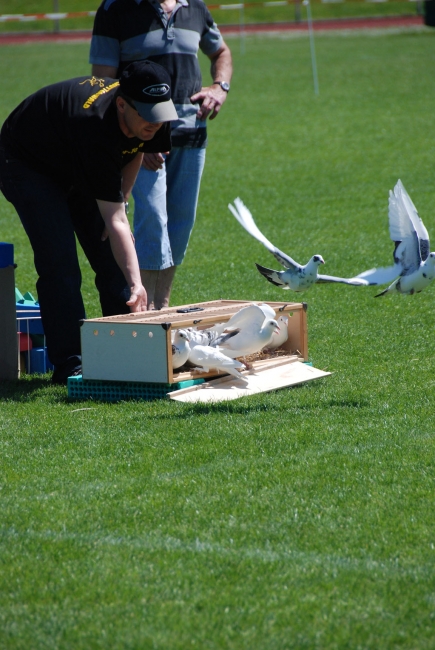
[
  {"xmin": 229, "ymin": 198, "xmax": 300, "ymax": 271},
  {"xmin": 223, "ymin": 304, "xmax": 271, "ymax": 333},
  {"xmin": 388, "ymin": 180, "xmax": 426, "ymax": 272},
  {"xmin": 210, "ymin": 329, "xmax": 240, "ymax": 348},
  {"xmin": 316, "ymin": 274, "xmax": 370, "ymax": 286},
  {"xmin": 354, "ymin": 264, "xmax": 402, "ymax": 286},
  {"xmin": 353, "ymin": 179, "xmax": 423, "ymax": 285},
  {"xmin": 394, "ymin": 180, "xmax": 430, "ymax": 263}
]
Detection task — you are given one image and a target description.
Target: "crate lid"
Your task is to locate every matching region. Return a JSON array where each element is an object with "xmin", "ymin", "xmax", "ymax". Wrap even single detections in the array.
[{"xmin": 82, "ymin": 299, "xmax": 306, "ymax": 328}]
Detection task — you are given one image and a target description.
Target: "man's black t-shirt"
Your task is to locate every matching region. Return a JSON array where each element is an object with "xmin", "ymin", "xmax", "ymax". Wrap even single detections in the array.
[{"xmin": 0, "ymin": 75, "xmax": 171, "ymax": 203}]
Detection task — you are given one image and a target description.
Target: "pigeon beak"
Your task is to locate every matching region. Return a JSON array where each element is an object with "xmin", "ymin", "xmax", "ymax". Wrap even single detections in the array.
[{"xmin": 274, "ymin": 325, "xmax": 280, "ymax": 334}]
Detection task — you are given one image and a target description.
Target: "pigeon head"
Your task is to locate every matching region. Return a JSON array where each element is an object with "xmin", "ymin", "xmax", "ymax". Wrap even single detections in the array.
[
  {"xmin": 428, "ymin": 252, "xmax": 435, "ymax": 265},
  {"xmin": 312, "ymin": 255, "xmax": 325, "ymax": 265},
  {"xmin": 264, "ymin": 318, "xmax": 280, "ymax": 334},
  {"xmin": 174, "ymin": 329, "xmax": 190, "ymax": 343}
]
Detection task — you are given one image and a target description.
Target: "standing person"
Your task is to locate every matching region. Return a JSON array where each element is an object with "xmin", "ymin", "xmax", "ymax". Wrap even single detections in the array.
[
  {"xmin": 0, "ymin": 61, "xmax": 178, "ymax": 384},
  {"xmin": 90, "ymin": 0, "xmax": 233, "ymax": 309}
]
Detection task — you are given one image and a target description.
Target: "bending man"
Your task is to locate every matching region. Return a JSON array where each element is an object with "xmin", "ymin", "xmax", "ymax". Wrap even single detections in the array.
[{"xmin": 0, "ymin": 61, "xmax": 178, "ymax": 383}]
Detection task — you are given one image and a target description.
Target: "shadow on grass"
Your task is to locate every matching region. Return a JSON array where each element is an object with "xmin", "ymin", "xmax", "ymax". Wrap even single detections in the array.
[
  {"xmin": 0, "ymin": 375, "xmax": 69, "ymax": 403},
  {"xmin": 162, "ymin": 392, "xmax": 370, "ymax": 418}
]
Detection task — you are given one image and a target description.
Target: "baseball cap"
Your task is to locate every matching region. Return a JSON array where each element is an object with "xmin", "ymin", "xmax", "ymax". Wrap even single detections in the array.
[{"xmin": 119, "ymin": 60, "xmax": 178, "ymax": 123}]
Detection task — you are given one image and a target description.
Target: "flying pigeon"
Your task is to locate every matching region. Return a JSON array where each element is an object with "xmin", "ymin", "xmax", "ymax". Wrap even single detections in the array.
[
  {"xmin": 356, "ymin": 180, "xmax": 435, "ymax": 297},
  {"xmin": 212, "ymin": 317, "xmax": 280, "ymax": 359},
  {"xmin": 179, "ymin": 330, "xmax": 247, "ymax": 380},
  {"xmin": 228, "ymin": 197, "xmax": 368, "ymax": 292}
]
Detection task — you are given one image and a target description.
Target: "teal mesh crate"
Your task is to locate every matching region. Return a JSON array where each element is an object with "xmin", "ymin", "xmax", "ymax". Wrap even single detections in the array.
[{"xmin": 68, "ymin": 375, "xmax": 205, "ymax": 402}]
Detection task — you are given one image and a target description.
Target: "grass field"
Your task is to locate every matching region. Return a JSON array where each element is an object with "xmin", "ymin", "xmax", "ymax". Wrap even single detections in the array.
[{"xmin": 1, "ymin": 29, "xmax": 435, "ymax": 649}]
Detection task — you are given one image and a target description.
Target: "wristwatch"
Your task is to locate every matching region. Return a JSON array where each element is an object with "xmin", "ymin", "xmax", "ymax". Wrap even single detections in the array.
[{"xmin": 213, "ymin": 80, "xmax": 230, "ymax": 92}]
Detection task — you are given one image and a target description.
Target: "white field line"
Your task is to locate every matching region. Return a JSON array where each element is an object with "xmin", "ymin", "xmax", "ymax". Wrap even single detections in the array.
[{"xmin": 0, "ymin": 525, "xmax": 431, "ymax": 578}]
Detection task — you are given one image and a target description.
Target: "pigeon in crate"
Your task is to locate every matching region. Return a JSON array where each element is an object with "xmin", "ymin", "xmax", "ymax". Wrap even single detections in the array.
[
  {"xmin": 263, "ymin": 315, "xmax": 289, "ymax": 350},
  {"xmin": 228, "ymin": 198, "xmax": 368, "ymax": 291},
  {"xmin": 171, "ymin": 329, "xmax": 191, "ymax": 370},
  {"xmin": 356, "ymin": 179, "xmax": 435, "ymax": 297},
  {"xmin": 182, "ymin": 326, "xmax": 239, "ymax": 348},
  {"xmin": 183, "ymin": 327, "xmax": 219, "ymax": 347},
  {"xmin": 179, "ymin": 330, "xmax": 247, "ymax": 380},
  {"xmin": 212, "ymin": 317, "xmax": 281, "ymax": 360},
  {"xmin": 204, "ymin": 303, "xmax": 277, "ymax": 339}
]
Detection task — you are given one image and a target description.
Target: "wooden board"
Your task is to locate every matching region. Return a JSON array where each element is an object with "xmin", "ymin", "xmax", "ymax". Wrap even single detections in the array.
[{"xmin": 168, "ymin": 360, "xmax": 330, "ymax": 403}]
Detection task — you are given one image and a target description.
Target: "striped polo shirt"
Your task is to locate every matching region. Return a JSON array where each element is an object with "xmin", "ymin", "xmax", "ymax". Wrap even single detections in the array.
[{"xmin": 89, "ymin": 0, "xmax": 224, "ymax": 147}]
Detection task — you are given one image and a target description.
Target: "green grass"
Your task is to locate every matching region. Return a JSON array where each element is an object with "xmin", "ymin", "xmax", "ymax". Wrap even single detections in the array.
[
  {"xmin": 1, "ymin": 30, "xmax": 435, "ymax": 649},
  {"xmin": 0, "ymin": 0, "xmax": 421, "ymax": 34}
]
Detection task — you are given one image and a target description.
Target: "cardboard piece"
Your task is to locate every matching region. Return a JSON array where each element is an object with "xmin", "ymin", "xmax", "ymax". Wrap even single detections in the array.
[{"xmin": 168, "ymin": 359, "xmax": 330, "ymax": 403}]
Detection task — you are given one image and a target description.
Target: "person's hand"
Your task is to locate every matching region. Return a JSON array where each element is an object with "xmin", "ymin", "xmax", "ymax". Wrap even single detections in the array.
[
  {"xmin": 126, "ymin": 284, "xmax": 147, "ymax": 312},
  {"xmin": 191, "ymin": 85, "xmax": 227, "ymax": 121},
  {"xmin": 142, "ymin": 152, "xmax": 167, "ymax": 171}
]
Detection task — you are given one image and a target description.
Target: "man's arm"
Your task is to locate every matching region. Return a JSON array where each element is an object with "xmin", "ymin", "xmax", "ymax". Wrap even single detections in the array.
[
  {"xmin": 122, "ymin": 152, "xmax": 143, "ymax": 200},
  {"xmin": 92, "ymin": 64, "xmax": 118, "ymax": 78},
  {"xmin": 191, "ymin": 42, "xmax": 233, "ymax": 121},
  {"xmin": 96, "ymin": 199, "xmax": 147, "ymax": 312}
]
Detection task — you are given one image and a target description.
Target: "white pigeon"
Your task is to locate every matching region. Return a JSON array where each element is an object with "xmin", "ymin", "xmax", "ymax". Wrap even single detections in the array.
[
  {"xmin": 264, "ymin": 315, "xmax": 289, "ymax": 350},
  {"xmin": 179, "ymin": 330, "xmax": 247, "ymax": 380},
  {"xmin": 356, "ymin": 180, "xmax": 435, "ymax": 297},
  {"xmin": 205, "ymin": 303, "xmax": 277, "ymax": 337},
  {"xmin": 228, "ymin": 197, "xmax": 368, "ymax": 291},
  {"xmin": 171, "ymin": 329, "xmax": 191, "ymax": 370},
  {"xmin": 212, "ymin": 317, "xmax": 280, "ymax": 359},
  {"xmin": 183, "ymin": 326, "xmax": 220, "ymax": 347}
]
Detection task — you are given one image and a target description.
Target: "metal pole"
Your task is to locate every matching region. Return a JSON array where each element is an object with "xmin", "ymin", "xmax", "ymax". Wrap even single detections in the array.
[
  {"xmin": 53, "ymin": 0, "xmax": 60, "ymax": 33},
  {"xmin": 294, "ymin": 0, "xmax": 301, "ymax": 23},
  {"xmin": 303, "ymin": 0, "xmax": 319, "ymax": 95},
  {"xmin": 239, "ymin": 5, "xmax": 246, "ymax": 55}
]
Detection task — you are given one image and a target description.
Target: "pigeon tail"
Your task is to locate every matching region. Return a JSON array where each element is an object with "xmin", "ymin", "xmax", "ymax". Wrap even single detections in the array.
[
  {"xmin": 210, "ymin": 329, "xmax": 241, "ymax": 348},
  {"xmin": 374, "ymin": 287, "xmax": 390, "ymax": 297},
  {"xmin": 255, "ymin": 263, "xmax": 286, "ymax": 287}
]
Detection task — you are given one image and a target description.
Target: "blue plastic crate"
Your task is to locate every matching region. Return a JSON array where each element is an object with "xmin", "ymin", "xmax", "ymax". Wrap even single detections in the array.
[
  {"xmin": 67, "ymin": 375, "xmax": 205, "ymax": 402},
  {"xmin": 24, "ymin": 347, "xmax": 54, "ymax": 374},
  {"xmin": 16, "ymin": 309, "xmax": 44, "ymax": 335}
]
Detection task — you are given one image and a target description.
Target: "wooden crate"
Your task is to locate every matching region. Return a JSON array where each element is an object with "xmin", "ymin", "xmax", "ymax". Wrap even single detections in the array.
[{"xmin": 80, "ymin": 299, "xmax": 309, "ymax": 384}]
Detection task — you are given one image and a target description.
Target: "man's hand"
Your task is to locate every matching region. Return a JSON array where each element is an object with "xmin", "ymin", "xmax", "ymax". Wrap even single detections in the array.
[
  {"xmin": 126, "ymin": 284, "xmax": 148, "ymax": 312},
  {"xmin": 192, "ymin": 41, "xmax": 232, "ymax": 121},
  {"xmin": 191, "ymin": 85, "xmax": 228, "ymax": 121},
  {"xmin": 142, "ymin": 152, "xmax": 167, "ymax": 171}
]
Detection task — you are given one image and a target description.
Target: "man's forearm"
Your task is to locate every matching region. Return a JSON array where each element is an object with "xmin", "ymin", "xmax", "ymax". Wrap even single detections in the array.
[
  {"xmin": 210, "ymin": 43, "xmax": 233, "ymax": 84},
  {"xmin": 122, "ymin": 153, "xmax": 144, "ymax": 200}
]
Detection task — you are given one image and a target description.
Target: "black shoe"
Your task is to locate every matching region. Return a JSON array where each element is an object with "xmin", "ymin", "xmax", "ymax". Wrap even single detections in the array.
[{"xmin": 51, "ymin": 357, "xmax": 82, "ymax": 385}]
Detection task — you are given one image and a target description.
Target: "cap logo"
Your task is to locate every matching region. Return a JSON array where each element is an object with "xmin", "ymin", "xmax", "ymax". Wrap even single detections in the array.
[{"xmin": 143, "ymin": 83, "xmax": 170, "ymax": 97}]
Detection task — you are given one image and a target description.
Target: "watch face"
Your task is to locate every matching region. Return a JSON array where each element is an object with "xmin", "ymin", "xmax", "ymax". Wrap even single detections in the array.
[{"xmin": 220, "ymin": 82, "xmax": 230, "ymax": 92}]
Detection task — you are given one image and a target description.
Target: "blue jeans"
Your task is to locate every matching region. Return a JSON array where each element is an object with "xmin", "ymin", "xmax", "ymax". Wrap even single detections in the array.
[
  {"xmin": 132, "ymin": 146, "xmax": 206, "ymax": 270},
  {"xmin": 0, "ymin": 150, "xmax": 130, "ymax": 370}
]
